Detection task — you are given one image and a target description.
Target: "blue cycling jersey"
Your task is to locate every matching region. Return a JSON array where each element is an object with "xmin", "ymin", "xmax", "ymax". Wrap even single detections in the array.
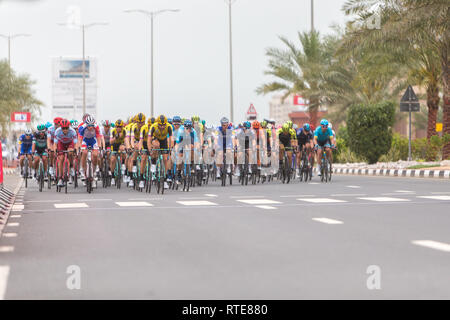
[
  {"xmin": 176, "ymin": 127, "xmax": 199, "ymax": 145},
  {"xmin": 314, "ymin": 127, "xmax": 333, "ymax": 142},
  {"xmin": 19, "ymin": 134, "xmax": 33, "ymax": 154}
]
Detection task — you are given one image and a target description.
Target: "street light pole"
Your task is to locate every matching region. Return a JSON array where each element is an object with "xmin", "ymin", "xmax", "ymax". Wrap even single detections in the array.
[
  {"xmin": 124, "ymin": 9, "xmax": 180, "ymax": 117},
  {"xmin": 0, "ymin": 33, "xmax": 31, "ymax": 70},
  {"xmin": 58, "ymin": 22, "xmax": 108, "ymax": 116},
  {"xmin": 226, "ymin": 0, "xmax": 235, "ymax": 123},
  {"xmin": 311, "ymin": 0, "xmax": 314, "ymax": 32}
]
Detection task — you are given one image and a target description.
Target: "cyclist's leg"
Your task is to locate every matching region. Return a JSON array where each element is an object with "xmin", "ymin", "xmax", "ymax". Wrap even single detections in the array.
[{"xmin": 42, "ymin": 154, "xmax": 48, "ymax": 173}]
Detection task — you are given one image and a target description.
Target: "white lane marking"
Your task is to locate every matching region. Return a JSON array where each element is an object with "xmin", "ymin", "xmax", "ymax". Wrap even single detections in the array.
[
  {"xmin": 177, "ymin": 201, "xmax": 218, "ymax": 206},
  {"xmin": 204, "ymin": 194, "xmax": 218, "ymax": 197},
  {"xmin": 230, "ymin": 195, "xmax": 266, "ymax": 199},
  {"xmin": 54, "ymin": 203, "xmax": 89, "ymax": 209},
  {"xmin": 395, "ymin": 190, "xmax": 415, "ymax": 193},
  {"xmin": 255, "ymin": 205, "xmax": 277, "ymax": 210},
  {"xmin": 298, "ymin": 198, "xmax": 347, "ymax": 203},
  {"xmin": 237, "ymin": 199, "xmax": 282, "ymax": 205},
  {"xmin": 312, "ymin": 218, "xmax": 343, "ymax": 225},
  {"xmin": 0, "ymin": 266, "xmax": 10, "ymax": 300},
  {"xmin": 431, "ymin": 192, "xmax": 450, "ymax": 195},
  {"xmin": 331, "ymin": 194, "xmax": 367, "ymax": 197},
  {"xmin": 412, "ymin": 240, "xmax": 450, "ymax": 253},
  {"xmin": 308, "ymin": 183, "xmax": 320, "ymax": 185},
  {"xmin": 9, "ymin": 215, "xmax": 21, "ymax": 219},
  {"xmin": 0, "ymin": 247, "xmax": 14, "ymax": 253},
  {"xmin": 358, "ymin": 197, "xmax": 409, "ymax": 202},
  {"xmin": 6, "ymin": 223, "xmax": 19, "ymax": 227},
  {"xmin": 77, "ymin": 199, "xmax": 113, "ymax": 202},
  {"xmin": 280, "ymin": 195, "xmax": 315, "ymax": 198},
  {"xmin": 417, "ymin": 196, "xmax": 450, "ymax": 201},
  {"xmin": 346, "ymin": 186, "xmax": 361, "ymax": 188},
  {"xmin": 115, "ymin": 202, "xmax": 153, "ymax": 207},
  {"xmin": 381, "ymin": 193, "xmax": 416, "ymax": 196},
  {"xmin": 25, "ymin": 200, "xmax": 62, "ymax": 203},
  {"xmin": 2, "ymin": 233, "xmax": 18, "ymax": 238},
  {"xmin": 12, "ymin": 205, "xmax": 24, "ymax": 211}
]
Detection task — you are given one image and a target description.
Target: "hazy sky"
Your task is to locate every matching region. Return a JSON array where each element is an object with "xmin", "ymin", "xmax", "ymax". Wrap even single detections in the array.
[{"xmin": 0, "ymin": 0, "xmax": 349, "ymax": 124}]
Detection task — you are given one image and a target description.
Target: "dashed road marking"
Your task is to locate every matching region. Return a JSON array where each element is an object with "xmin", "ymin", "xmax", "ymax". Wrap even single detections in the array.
[
  {"xmin": 204, "ymin": 194, "xmax": 218, "ymax": 197},
  {"xmin": 237, "ymin": 199, "xmax": 282, "ymax": 205},
  {"xmin": 417, "ymin": 196, "xmax": 450, "ymax": 201},
  {"xmin": 25, "ymin": 200, "xmax": 62, "ymax": 203},
  {"xmin": 115, "ymin": 202, "xmax": 153, "ymax": 207},
  {"xmin": 0, "ymin": 247, "xmax": 14, "ymax": 253},
  {"xmin": 6, "ymin": 223, "xmax": 19, "ymax": 227},
  {"xmin": 312, "ymin": 218, "xmax": 343, "ymax": 225},
  {"xmin": 412, "ymin": 240, "xmax": 450, "ymax": 253},
  {"xmin": 346, "ymin": 186, "xmax": 361, "ymax": 188},
  {"xmin": 9, "ymin": 215, "xmax": 21, "ymax": 219},
  {"xmin": 358, "ymin": 197, "xmax": 409, "ymax": 202},
  {"xmin": 298, "ymin": 198, "xmax": 347, "ymax": 203},
  {"xmin": 54, "ymin": 203, "xmax": 89, "ymax": 209},
  {"xmin": 395, "ymin": 190, "xmax": 415, "ymax": 193},
  {"xmin": 308, "ymin": 183, "xmax": 320, "ymax": 185},
  {"xmin": 2, "ymin": 233, "xmax": 17, "ymax": 238},
  {"xmin": 331, "ymin": 194, "xmax": 367, "ymax": 197},
  {"xmin": 177, "ymin": 201, "xmax": 218, "ymax": 206},
  {"xmin": 0, "ymin": 266, "xmax": 10, "ymax": 300},
  {"xmin": 255, "ymin": 205, "xmax": 277, "ymax": 210},
  {"xmin": 12, "ymin": 205, "xmax": 24, "ymax": 211}
]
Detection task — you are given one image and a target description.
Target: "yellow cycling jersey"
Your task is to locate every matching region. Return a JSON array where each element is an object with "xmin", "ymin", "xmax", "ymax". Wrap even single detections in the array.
[
  {"xmin": 127, "ymin": 123, "xmax": 143, "ymax": 141},
  {"xmin": 277, "ymin": 128, "xmax": 297, "ymax": 140},
  {"xmin": 139, "ymin": 124, "xmax": 150, "ymax": 140},
  {"xmin": 149, "ymin": 123, "xmax": 173, "ymax": 141},
  {"xmin": 111, "ymin": 128, "xmax": 126, "ymax": 145}
]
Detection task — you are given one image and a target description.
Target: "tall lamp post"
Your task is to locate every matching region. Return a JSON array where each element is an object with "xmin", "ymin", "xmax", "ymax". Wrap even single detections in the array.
[
  {"xmin": 57, "ymin": 22, "xmax": 108, "ymax": 116},
  {"xmin": 224, "ymin": 0, "xmax": 236, "ymax": 123},
  {"xmin": 0, "ymin": 33, "xmax": 31, "ymax": 70},
  {"xmin": 124, "ymin": 9, "xmax": 180, "ymax": 118}
]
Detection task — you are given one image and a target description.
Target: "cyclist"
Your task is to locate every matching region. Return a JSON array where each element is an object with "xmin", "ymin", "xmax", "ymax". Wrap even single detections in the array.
[
  {"xmin": 126, "ymin": 113, "xmax": 146, "ymax": 187},
  {"xmin": 252, "ymin": 120, "xmax": 266, "ymax": 171},
  {"xmin": 18, "ymin": 129, "xmax": 34, "ymax": 178},
  {"xmin": 137, "ymin": 116, "xmax": 153, "ymax": 189},
  {"xmin": 277, "ymin": 123, "xmax": 296, "ymax": 175},
  {"xmin": 148, "ymin": 115, "xmax": 173, "ymax": 189},
  {"xmin": 235, "ymin": 121, "xmax": 256, "ymax": 177},
  {"xmin": 314, "ymin": 119, "xmax": 336, "ymax": 176},
  {"xmin": 78, "ymin": 116, "xmax": 103, "ymax": 182},
  {"xmin": 32, "ymin": 124, "xmax": 49, "ymax": 180},
  {"xmin": 100, "ymin": 120, "xmax": 112, "ymax": 178},
  {"xmin": 175, "ymin": 119, "xmax": 200, "ymax": 178},
  {"xmin": 110, "ymin": 119, "xmax": 127, "ymax": 185},
  {"xmin": 296, "ymin": 123, "xmax": 315, "ymax": 177},
  {"xmin": 53, "ymin": 119, "xmax": 78, "ymax": 187},
  {"xmin": 214, "ymin": 117, "xmax": 235, "ymax": 179},
  {"xmin": 47, "ymin": 117, "xmax": 63, "ymax": 178}
]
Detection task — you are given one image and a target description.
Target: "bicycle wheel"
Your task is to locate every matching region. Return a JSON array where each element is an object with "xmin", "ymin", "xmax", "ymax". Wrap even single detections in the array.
[
  {"xmin": 38, "ymin": 161, "xmax": 43, "ymax": 192},
  {"xmin": 24, "ymin": 160, "xmax": 28, "ymax": 188}
]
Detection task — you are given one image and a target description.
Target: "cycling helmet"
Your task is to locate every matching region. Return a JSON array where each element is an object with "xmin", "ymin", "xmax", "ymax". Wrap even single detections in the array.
[
  {"xmin": 303, "ymin": 123, "xmax": 311, "ymax": 132},
  {"xmin": 60, "ymin": 119, "xmax": 70, "ymax": 128},
  {"xmin": 156, "ymin": 115, "xmax": 168, "ymax": 125},
  {"xmin": 85, "ymin": 116, "xmax": 95, "ymax": 126},
  {"xmin": 102, "ymin": 120, "xmax": 111, "ymax": 127},
  {"xmin": 173, "ymin": 116, "xmax": 181, "ymax": 123},
  {"xmin": 37, "ymin": 124, "xmax": 46, "ymax": 132},
  {"xmin": 147, "ymin": 117, "xmax": 155, "ymax": 125},
  {"xmin": 24, "ymin": 128, "xmax": 33, "ymax": 135},
  {"xmin": 261, "ymin": 120, "xmax": 268, "ymax": 128},
  {"xmin": 168, "ymin": 118, "xmax": 173, "ymax": 124},
  {"xmin": 136, "ymin": 113, "xmax": 146, "ymax": 123},
  {"xmin": 320, "ymin": 119, "xmax": 329, "ymax": 126},
  {"xmin": 201, "ymin": 120, "xmax": 206, "ymax": 126},
  {"xmin": 286, "ymin": 120, "xmax": 293, "ymax": 128},
  {"xmin": 220, "ymin": 117, "xmax": 229, "ymax": 125},
  {"xmin": 53, "ymin": 117, "xmax": 63, "ymax": 125},
  {"xmin": 184, "ymin": 119, "xmax": 193, "ymax": 128},
  {"xmin": 328, "ymin": 123, "xmax": 333, "ymax": 130},
  {"xmin": 252, "ymin": 121, "xmax": 261, "ymax": 129},
  {"xmin": 45, "ymin": 122, "xmax": 52, "ymax": 128},
  {"xmin": 282, "ymin": 123, "xmax": 290, "ymax": 132},
  {"xmin": 71, "ymin": 120, "xmax": 79, "ymax": 128},
  {"xmin": 191, "ymin": 115, "xmax": 200, "ymax": 122},
  {"xmin": 115, "ymin": 119, "xmax": 124, "ymax": 127},
  {"xmin": 243, "ymin": 121, "xmax": 251, "ymax": 129},
  {"xmin": 82, "ymin": 113, "xmax": 91, "ymax": 122}
]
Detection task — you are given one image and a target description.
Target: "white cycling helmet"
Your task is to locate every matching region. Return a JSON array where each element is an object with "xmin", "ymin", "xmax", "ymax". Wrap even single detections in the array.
[
  {"xmin": 24, "ymin": 129, "xmax": 33, "ymax": 135},
  {"xmin": 328, "ymin": 123, "xmax": 333, "ymax": 130}
]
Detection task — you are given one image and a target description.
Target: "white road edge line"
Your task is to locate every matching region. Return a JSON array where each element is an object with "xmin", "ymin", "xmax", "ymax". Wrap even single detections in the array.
[
  {"xmin": 412, "ymin": 240, "xmax": 450, "ymax": 252},
  {"xmin": 0, "ymin": 266, "xmax": 10, "ymax": 300},
  {"xmin": 0, "ymin": 247, "xmax": 14, "ymax": 253},
  {"xmin": 255, "ymin": 205, "xmax": 277, "ymax": 210}
]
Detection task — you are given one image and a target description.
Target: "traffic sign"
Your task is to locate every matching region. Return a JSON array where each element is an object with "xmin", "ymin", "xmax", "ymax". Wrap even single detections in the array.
[
  {"xmin": 246, "ymin": 104, "xmax": 257, "ymax": 115},
  {"xmin": 10, "ymin": 112, "xmax": 31, "ymax": 122},
  {"xmin": 400, "ymin": 85, "xmax": 420, "ymax": 112}
]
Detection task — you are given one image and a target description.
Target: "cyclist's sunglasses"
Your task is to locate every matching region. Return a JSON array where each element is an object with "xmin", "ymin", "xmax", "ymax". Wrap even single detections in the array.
[
  {"xmin": 173, "ymin": 122, "xmax": 181, "ymax": 126},
  {"xmin": 87, "ymin": 124, "xmax": 95, "ymax": 128},
  {"xmin": 321, "ymin": 125, "xmax": 328, "ymax": 128},
  {"xmin": 62, "ymin": 127, "xmax": 69, "ymax": 130}
]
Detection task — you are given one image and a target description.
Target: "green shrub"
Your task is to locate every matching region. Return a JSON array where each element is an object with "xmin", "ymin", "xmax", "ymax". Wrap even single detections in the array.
[{"xmin": 347, "ymin": 101, "xmax": 395, "ymax": 164}]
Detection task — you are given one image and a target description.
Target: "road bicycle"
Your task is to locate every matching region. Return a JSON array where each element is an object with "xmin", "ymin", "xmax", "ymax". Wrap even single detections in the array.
[
  {"xmin": 35, "ymin": 152, "xmax": 48, "ymax": 192},
  {"xmin": 55, "ymin": 150, "xmax": 71, "ymax": 194}
]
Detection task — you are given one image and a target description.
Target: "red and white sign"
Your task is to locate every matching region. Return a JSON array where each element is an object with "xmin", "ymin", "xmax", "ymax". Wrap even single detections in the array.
[
  {"xmin": 246, "ymin": 104, "xmax": 257, "ymax": 116},
  {"xmin": 294, "ymin": 95, "xmax": 308, "ymax": 106},
  {"xmin": 11, "ymin": 112, "xmax": 31, "ymax": 123}
]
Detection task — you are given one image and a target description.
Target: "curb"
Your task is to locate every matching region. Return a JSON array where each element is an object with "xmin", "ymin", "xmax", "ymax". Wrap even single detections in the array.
[
  {"xmin": 0, "ymin": 180, "xmax": 23, "ymax": 236},
  {"xmin": 332, "ymin": 168, "xmax": 450, "ymax": 179}
]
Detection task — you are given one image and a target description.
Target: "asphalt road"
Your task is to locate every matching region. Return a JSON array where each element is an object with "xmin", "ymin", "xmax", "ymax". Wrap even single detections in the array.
[{"xmin": 1, "ymin": 173, "xmax": 450, "ymax": 299}]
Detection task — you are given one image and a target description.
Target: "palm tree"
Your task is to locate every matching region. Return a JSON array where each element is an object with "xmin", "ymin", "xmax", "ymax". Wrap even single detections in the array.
[
  {"xmin": 256, "ymin": 31, "xmax": 336, "ymax": 126},
  {"xmin": 342, "ymin": 0, "xmax": 450, "ymax": 157}
]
